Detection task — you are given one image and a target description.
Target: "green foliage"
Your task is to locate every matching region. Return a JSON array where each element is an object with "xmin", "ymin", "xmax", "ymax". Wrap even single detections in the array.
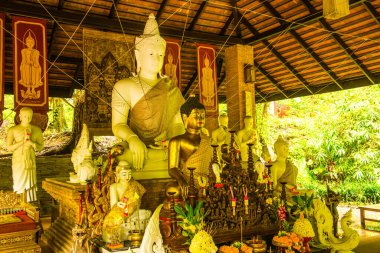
[
  {"xmin": 288, "ymin": 193, "xmax": 315, "ymax": 219},
  {"xmin": 174, "ymin": 201, "xmax": 209, "ymax": 244},
  {"xmin": 257, "ymin": 85, "xmax": 380, "ymax": 204}
]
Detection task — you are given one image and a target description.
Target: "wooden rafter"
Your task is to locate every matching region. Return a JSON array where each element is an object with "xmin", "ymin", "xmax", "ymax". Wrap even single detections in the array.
[
  {"xmin": 244, "ymin": 0, "xmax": 366, "ymax": 44},
  {"xmin": 220, "ymin": 13, "xmax": 234, "ymax": 35},
  {"xmin": 364, "ymin": 1, "xmax": 380, "ymax": 26},
  {"xmin": 58, "ymin": 0, "xmax": 65, "ymax": 10},
  {"xmin": 48, "ymin": 22, "xmax": 57, "ymax": 59},
  {"xmin": 0, "ymin": 1, "xmax": 243, "ymax": 45},
  {"xmin": 238, "ymin": 9, "xmax": 313, "ymax": 94},
  {"xmin": 256, "ymin": 72, "xmax": 380, "ymax": 103},
  {"xmin": 254, "ymin": 61, "xmax": 288, "ymax": 99},
  {"xmin": 108, "ymin": 0, "xmax": 121, "ymax": 19},
  {"xmin": 188, "ymin": 1, "xmax": 207, "ymax": 31},
  {"xmin": 156, "ymin": 0, "xmax": 168, "ymax": 20},
  {"xmin": 232, "ymin": 0, "xmax": 242, "ymax": 38}
]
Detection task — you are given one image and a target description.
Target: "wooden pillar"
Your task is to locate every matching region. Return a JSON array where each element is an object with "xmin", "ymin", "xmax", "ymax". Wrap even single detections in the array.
[{"xmin": 225, "ymin": 44, "xmax": 255, "ymax": 131}]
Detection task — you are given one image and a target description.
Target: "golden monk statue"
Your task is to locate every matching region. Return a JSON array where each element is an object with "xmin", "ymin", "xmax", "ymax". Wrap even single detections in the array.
[
  {"xmin": 211, "ymin": 112, "xmax": 230, "ymax": 151},
  {"xmin": 271, "ymin": 136, "xmax": 299, "ymax": 198},
  {"xmin": 111, "ymin": 14, "xmax": 185, "ymax": 177},
  {"xmin": 168, "ymin": 97, "xmax": 213, "ymax": 199},
  {"xmin": 103, "ymin": 161, "xmax": 146, "ymax": 245},
  {"xmin": 164, "ymin": 50, "xmax": 178, "ymax": 88},
  {"xmin": 236, "ymin": 116, "xmax": 258, "ymax": 162},
  {"xmin": 19, "ymin": 32, "xmax": 43, "ymax": 99},
  {"xmin": 201, "ymin": 55, "xmax": 215, "ymax": 107},
  {"xmin": 7, "ymin": 107, "xmax": 43, "ymax": 202}
]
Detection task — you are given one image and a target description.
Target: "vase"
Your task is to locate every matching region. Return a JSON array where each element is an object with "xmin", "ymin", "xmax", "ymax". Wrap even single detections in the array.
[{"xmin": 303, "ymin": 237, "xmax": 312, "ymax": 253}]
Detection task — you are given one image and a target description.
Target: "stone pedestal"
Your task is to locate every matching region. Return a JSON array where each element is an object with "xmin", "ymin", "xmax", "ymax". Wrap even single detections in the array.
[
  {"xmin": 225, "ymin": 44, "xmax": 255, "ymax": 131},
  {"xmin": 41, "ymin": 178, "xmax": 86, "ymax": 253}
]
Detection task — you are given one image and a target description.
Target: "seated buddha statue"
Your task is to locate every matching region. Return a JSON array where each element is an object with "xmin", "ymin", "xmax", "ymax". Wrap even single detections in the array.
[
  {"xmin": 103, "ymin": 161, "xmax": 146, "ymax": 245},
  {"xmin": 168, "ymin": 97, "xmax": 213, "ymax": 199},
  {"xmin": 211, "ymin": 112, "xmax": 230, "ymax": 156},
  {"xmin": 111, "ymin": 13, "xmax": 185, "ymax": 179},
  {"xmin": 271, "ymin": 136, "xmax": 299, "ymax": 199},
  {"xmin": 236, "ymin": 116, "xmax": 259, "ymax": 162}
]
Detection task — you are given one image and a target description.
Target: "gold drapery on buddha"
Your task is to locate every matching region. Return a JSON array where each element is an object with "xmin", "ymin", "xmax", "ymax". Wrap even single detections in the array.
[{"xmin": 0, "ymin": 13, "xmax": 4, "ymax": 126}]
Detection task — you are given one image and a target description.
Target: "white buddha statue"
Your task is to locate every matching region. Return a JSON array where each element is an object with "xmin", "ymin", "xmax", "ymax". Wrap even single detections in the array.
[
  {"xmin": 236, "ymin": 116, "xmax": 258, "ymax": 162},
  {"xmin": 271, "ymin": 136, "xmax": 299, "ymax": 198},
  {"xmin": 211, "ymin": 112, "xmax": 230, "ymax": 152},
  {"xmin": 111, "ymin": 14, "xmax": 185, "ymax": 179},
  {"xmin": 7, "ymin": 107, "xmax": 43, "ymax": 202}
]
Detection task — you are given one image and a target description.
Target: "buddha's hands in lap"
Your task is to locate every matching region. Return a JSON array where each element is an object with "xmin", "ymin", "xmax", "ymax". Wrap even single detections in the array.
[{"xmin": 129, "ymin": 136, "xmax": 147, "ymax": 170}]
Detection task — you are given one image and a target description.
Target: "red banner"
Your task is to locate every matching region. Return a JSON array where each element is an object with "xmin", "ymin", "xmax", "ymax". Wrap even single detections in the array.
[
  {"xmin": 13, "ymin": 16, "xmax": 48, "ymax": 130},
  {"xmin": 196, "ymin": 44, "xmax": 218, "ymax": 115},
  {"xmin": 0, "ymin": 13, "xmax": 4, "ymax": 125},
  {"xmin": 163, "ymin": 39, "xmax": 181, "ymax": 90}
]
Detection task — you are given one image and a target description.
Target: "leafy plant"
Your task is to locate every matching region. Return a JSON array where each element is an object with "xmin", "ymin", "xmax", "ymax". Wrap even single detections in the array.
[
  {"xmin": 174, "ymin": 201, "xmax": 209, "ymax": 244},
  {"xmin": 287, "ymin": 193, "xmax": 315, "ymax": 219}
]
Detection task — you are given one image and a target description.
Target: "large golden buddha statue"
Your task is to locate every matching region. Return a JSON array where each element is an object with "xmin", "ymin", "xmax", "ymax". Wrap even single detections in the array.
[
  {"xmin": 168, "ymin": 97, "xmax": 213, "ymax": 199},
  {"xmin": 111, "ymin": 14, "xmax": 185, "ymax": 178}
]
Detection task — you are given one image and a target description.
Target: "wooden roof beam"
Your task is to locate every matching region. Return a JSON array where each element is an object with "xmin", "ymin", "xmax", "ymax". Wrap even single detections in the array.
[
  {"xmin": 58, "ymin": 0, "xmax": 66, "ymax": 10},
  {"xmin": 232, "ymin": 0, "xmax": 242, "ymax": 38},
  {"xmin": 244, "ymin": 0, "xmax": 366, "ymax": 44},
  {"xmin": 259, "ymin": 1, "xmax": 314, "ymax": 94},
  {"xmin": 48, "ymin": 22, "xmax": 57, "ymax": 59},
  {"xmin": 255, "ymin": 60, "xmax": 288, "ymax": 99},
  {"xmin": 220, "ymin": 13, "xmax": 234, "ymax": 35},
  {"xmin": 188, "ymin": 1, "xmax": 207, "ymax": 31},
  {"xmin": 0, "ymin": 1, "xmax": 243, "ymax": 45},
  {"xmin": 256, "ymin": 73, "xmax": 380, "ymax": 103},
  {"xmin": 301, "ymin": 1, "xmax": 376, "ymax": 85},
  {"xmin": 364, "ymin": 1, "xmax": 380, "ymax": 26},
  {"xmin": 108, "ymin": 0, "xmax": 121, "ymax": 19},
  {"xmin": 156, "ymin": 0, "xmax": 168, "ymax": 20}
]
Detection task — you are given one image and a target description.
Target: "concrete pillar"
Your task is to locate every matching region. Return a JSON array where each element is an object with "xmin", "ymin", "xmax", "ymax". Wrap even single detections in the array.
[{"xmin": 225, "ymin": 44, "xmax": 255, "ymax": 131}]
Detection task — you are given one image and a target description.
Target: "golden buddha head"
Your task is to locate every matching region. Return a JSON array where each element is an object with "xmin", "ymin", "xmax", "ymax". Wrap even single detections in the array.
[
  {"xmin": 135, "ymin": 14, "xmax": 166, "ymax": 75},
  {"xmin": 180, "ymin": 97, "xmax": 206, "ymax": 130},
  {"xmin": 25, "ymin": 32, "xmax": 35, "ymax": 49}
]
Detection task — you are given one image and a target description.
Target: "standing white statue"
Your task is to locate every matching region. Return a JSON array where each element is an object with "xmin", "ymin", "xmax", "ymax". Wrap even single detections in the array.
[
  {"xmin": 7, "ymin": 107, "xmax": 43, "ymax": 202},
  {"xmin": 111, "ymin": 13, "xmax": 185, "ymax": 176}
]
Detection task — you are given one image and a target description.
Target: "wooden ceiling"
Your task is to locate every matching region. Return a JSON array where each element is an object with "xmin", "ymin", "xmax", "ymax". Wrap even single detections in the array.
[{"xmin": 1, "ymin": 0, "xmax": 380, "ymax": 103}]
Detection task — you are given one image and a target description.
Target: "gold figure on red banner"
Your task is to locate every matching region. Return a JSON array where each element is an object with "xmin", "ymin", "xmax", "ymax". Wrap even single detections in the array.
[
  {"xmin": 201, "ymin": 54, "xmax": 215, "ymax": 107},
  {"xmin": 19, "ymin": 31, "xmax": 43, "ymax": 99},
  {"xmin": 165, "ymin": 50, "xmax": 178, "ymax": 87}
]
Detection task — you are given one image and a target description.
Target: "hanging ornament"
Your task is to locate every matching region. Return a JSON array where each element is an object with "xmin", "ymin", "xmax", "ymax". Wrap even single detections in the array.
[
  {"xmin": 230, "ymin": 186, "xmax": 237, "ymax": 216},
  {"xmin": 323, "ymin": 0, "xmax": 350, "ymax": 20},
  {"xmin": 243, "ymin": 187, "xmax": 249, "ymax": 215}
]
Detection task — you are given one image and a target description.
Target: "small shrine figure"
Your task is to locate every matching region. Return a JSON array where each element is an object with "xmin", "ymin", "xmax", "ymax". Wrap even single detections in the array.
[
  {"xmin": 103, "ymin": 161, "xmax": 146, "ymax": 246},
  {"xmin": 236, "ymin": 116, "xmax": 259, "ymax": 162},
  {"xmin": 168, "ymin": 97, "xmax": 213, "ymax": 199},
  {"xmin": 271, "ymin": 136, "xmax": 299, "ymax": 199},
  {"xmin": 7, "ymin": 107, "xmax": 43, "ymax": 202},
  {"xmin": 211, "ymin": 112, "xmax": 231, "ymax": 155}
]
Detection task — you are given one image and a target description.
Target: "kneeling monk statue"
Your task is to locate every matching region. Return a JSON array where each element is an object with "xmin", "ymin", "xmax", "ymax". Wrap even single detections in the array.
[{"xmin": 111, "ymin": 14, "xmax": 185, "ymax": 179}]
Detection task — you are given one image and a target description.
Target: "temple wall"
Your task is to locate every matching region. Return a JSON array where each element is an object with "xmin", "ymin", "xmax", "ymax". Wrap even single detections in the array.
[{"xmin": 0, "ymin": 155, "xmax": 73, "ymax": 215}]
